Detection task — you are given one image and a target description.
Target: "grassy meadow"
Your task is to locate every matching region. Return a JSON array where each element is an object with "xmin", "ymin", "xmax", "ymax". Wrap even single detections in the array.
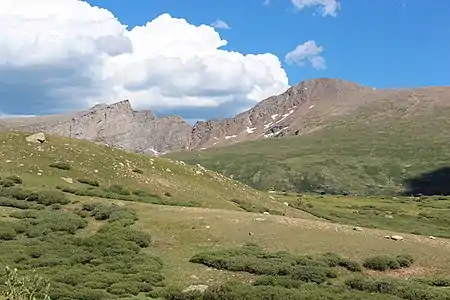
[{"xmin": 1, "ymin": 131, "xmax": 450, "ymax": 299}]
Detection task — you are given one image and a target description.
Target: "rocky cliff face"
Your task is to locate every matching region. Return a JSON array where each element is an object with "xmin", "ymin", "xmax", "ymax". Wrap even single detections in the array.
[
  {"xmin": 0, "ymin": 100, "xmax": 191, "ymax": 155},
  {"xmin": 2, "ymin": 78, "xmax": 446, "ymax": 155}
]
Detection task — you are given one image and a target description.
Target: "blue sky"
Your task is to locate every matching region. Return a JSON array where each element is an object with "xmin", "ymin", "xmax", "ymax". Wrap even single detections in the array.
[
  {"xmin": 0, "ymin": 0, "xmax": 448, "ymax": 121},
  {"xmin": 87, "ymin": 0, "xmax": 450, "ymax": 88}
]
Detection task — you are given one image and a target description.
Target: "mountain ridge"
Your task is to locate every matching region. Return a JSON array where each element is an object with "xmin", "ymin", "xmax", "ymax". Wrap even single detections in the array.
[{"xmin": 1, "ymin": 78, "xmax": 449, "ymax": 155}]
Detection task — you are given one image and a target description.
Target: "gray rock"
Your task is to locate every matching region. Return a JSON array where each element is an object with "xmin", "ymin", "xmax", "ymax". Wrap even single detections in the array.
[
  {"xmin": 183, "ymin": 285, "xmax": 208, "ymax": 293},
  {"xmin": 390, "ymin": 235, "xmax": 404, "ymax": 241},
  {"xmin": 25, "ymin": 132, "xmax": 46, "ymax": 143},
  {"xmin": 61, "ymin": 177, "xmax": 73, "ymax": 184}
]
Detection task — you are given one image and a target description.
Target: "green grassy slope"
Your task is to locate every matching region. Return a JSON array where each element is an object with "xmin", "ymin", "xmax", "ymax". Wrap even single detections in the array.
[
  {"xmin": 0, "ymin": 131, "xmax": 298, "ymax": 215},
  {"xmin": 166, "ymin": 98, "xmax": 450, "ymax": 196},
  {"xmin": 3, "ymin": 132, "xmax": 450, "ymax": 299}
]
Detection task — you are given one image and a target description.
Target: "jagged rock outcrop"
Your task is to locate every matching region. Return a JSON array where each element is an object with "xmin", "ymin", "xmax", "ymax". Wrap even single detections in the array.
[{"xmin": 0, "ymin": 100, "xmax": 191, "ymax": 155}]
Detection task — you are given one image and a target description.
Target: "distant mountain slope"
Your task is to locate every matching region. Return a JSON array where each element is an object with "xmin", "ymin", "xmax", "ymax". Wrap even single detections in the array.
[
  {"xmin": 6, "ymin": 78, "xmax": 446, "ymax": 155},
  {"xmin": 166, "ymin": 87, "xmax": 450, "ymax": 195}
]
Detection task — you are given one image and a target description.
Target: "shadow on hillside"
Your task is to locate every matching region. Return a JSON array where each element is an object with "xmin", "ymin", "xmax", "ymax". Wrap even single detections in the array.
[{"xmin": 403, "ymin": 167, "xmax": 450, "ymax": 196}]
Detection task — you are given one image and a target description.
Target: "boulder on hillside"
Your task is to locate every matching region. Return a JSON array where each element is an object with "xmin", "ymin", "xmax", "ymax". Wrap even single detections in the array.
[
  {"xmin": 390, "ymin": 235, "xmax": 404, "ymax": 241},
  {"xmin": 183, "ymin": 284, "xmax": 208, "ymax": 293},
  {"xmin": 25, "ymin": 132, "xmax": 46, "ymax": 143},
  {"xmin": 60, "ymin": 177, "xmax": 73, "ymax": 184}
]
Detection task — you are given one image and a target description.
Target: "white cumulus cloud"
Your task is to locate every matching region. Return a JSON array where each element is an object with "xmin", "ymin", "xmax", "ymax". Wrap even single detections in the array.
[
  {"xmin": 285, "ymin": 40, "xmax": 326, "ymax": 70},
  {"xmin": 0, "ymin": 0, "xmax": 289, "ymax": 120},
  {"xmin": 211, "ymin": 19, "xmax": 231, "ymax": 29},
  {"xmin": 291, "ymin": 0, "xmax": 340, "ymax": 16}
]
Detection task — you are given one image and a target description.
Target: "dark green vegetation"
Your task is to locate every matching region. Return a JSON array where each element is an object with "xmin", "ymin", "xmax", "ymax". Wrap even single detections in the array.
[
  {"xmin": 49, "ymin": 162, "xmax": 72, "ymax": 171},
  {"xmin": 280, "ymin": 193, "xmax": 450, "ymax": 238},
  {"xmin": 0, "ymin": 179, "xmax": 164, "ymax": 300},
  {"xmin": 149, "ymin": 244, "xmax": 450, "ymax": 300},
  {"xmin": 189, "ymin": 243, "xmax": 364, "ymax": 277},
  {"xmin": 0, "ymin": 175, "xmax": 22, "ymax": 187},
  {"xmin": 56, "ymin": 183, "xmax": 199, "ymax": 207},
  {"xmin": 166, "ymin": 100, "xmax": 450, "ymax": 196},
  {"xmin": 362, "ymin": 255, "xmax": 414, "ymax": 271},
  {"xmin": 2, "ymin": 176, "xmax": 450, "ymax": 300}
]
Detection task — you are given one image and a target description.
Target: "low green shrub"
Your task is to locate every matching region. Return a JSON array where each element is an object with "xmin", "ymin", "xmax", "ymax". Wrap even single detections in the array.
[
  {"xmin": 91, "ymin": 204, "xmax": 116, "ymax": 221},
  {"xmin": 50, "ymin": 203, "xmax": 62, "ymax": 210},
  {"xmin": 80, "ymin": 203, "xmax": 138, "ymax": 225},
  {"xmin": 0, "ymin": 179, "xmax": 15, "ymax": 187},
  {"xmin": 76, "ymin": 178, "xmax": 100, "ymax": 187},
  {"xmin": 363, "ymin": 255, "xmax": 414, "ymax": 271},
  {"xmin": 253, "ymin": 276, "xmax": 305, "ymax": 288},
  {"xmin": 0, "ymin": 203, "xmax": 165, "ymax": 300},
  {"xmin": 0, "ymin": 186, "xmax": 36, "ymax": 200},
  {"xmin": 339, "ymin": 258, "xmax": 364, "ymax": 272},
  {"xmin": 132, "ymin": 168, "xmax": 144, "ymax": 174},
  {"xmin": 6, "ymin": 175, "xmax": 23, "ymax": 184},
  {"xmin": 190, "ymin": 244, "xmax": 360, "ymax": 282},
  {"xmin": 189, "ymin": 281, "xmax": 397, "ymax": 300},
  {"xmin": 0, "ymin": 175, "xmax": 22, "ymax": 187},
  {"xmin": 73, "ymin": 208, "xmax": 90, "ymax": 218},
  {"xmin": 59, "ymin": 186, "xmax": 77, "ymax": 194},
  {"xmin": 131, "ymin": 189, "xmax": 152, "ymax": 197},
  {"xmin": 290, "ymin": 266, "xmax": 337, "ymax": 284},
  {"xmin": 107, "ymin": 184, "xmax": 131, "ymax": 196},
  {"xmin": 0, "ymin": 226, "xmax": 17, "ymax": 241},
  {"xmin": 0, "ymin": 187, "xmax": 70, "ymax": 206},
  {"xmin": 396, "ymin": 254, "xmax": 414, "ymax": 268},
  {"xmin": 34, "ymin": 190, "xmax": 71, "ymax": 206},
  {"xmin": 106, "ymin": 281, "xmax": 142, "ymax": 296},
  {"xmin": 49, "ymin": 162, "xmax": 72, "ymax": 170},
  {"xmin": 0, "ymin": 197, "xmax": 45, "ymax": 210},
  {"xmin": 414, "ymin": 277, "xmax": 450, "ymax": 287},
  {"xmin": 81, "ymin": 203, "xmax": 99, "ymax": 211},
  {"xmin": 97, "ymin": 224, "xmax": 152, "ymax": 248},
  {"xmin": 60, "ymin": 185, "xmax": 173, "ymax": 206},
  {"xmin": 9, "ymin": 210, "xmax": 87, "ymax": 236},
  {"xmin": 318, "ymin": 252, "xmax": 363, "ymax": 272},
  {"xmin": 345, "ymin": 277, "xmax": 449, "ymax": 300}
]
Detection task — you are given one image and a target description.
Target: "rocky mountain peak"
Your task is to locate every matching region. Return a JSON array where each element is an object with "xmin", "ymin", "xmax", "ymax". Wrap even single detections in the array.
[
  {"xmin": 0, "ymin": 99, "xmax": 190, "ymax": 155},
  {"xmin": 188, "ymin": 78, "xmax": 370, "ymax": 149}
]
